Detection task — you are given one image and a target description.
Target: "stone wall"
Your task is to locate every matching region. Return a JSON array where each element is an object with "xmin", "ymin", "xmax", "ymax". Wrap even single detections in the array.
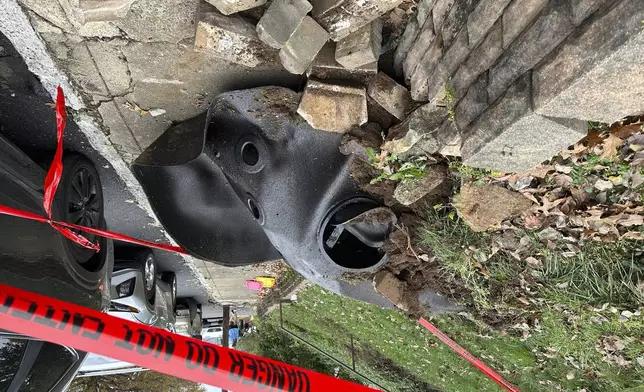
[{"xmin": 395, "ymin": 0, "xmax": 644, "ymax": 172}]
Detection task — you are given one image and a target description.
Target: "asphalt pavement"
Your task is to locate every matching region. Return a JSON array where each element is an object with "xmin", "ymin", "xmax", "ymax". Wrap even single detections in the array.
[{"xmin": 0, "ymin": 33, "xmax": 209, "ymax": 303}]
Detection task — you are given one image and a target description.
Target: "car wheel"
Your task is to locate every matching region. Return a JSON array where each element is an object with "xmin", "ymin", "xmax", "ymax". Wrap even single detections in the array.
[
  {"xmin": 138, "ymin": 250, "xmax": 156, "ymax": 306},
  {"xmin": 161, "ymin": 271, "xmax": 177, "ymax": 310},
  {"xmin": 55, "ymin": 154, "xmax": 104, "ymax": 265}
]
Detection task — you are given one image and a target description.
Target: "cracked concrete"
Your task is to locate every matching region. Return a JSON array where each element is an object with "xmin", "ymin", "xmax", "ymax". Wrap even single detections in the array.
[{"xmin": 2, "ymin": 0, "xmax": 301, "ymax": 306}]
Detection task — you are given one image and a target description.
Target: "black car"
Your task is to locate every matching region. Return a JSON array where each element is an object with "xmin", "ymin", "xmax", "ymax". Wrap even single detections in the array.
[{"xmin": 0, "ymin": 133, "xmax": 113, "ymax": 391}]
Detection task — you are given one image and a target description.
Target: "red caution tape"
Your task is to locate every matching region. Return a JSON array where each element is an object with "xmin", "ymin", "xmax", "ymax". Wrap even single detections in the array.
[
  {"xmin": 0, "ymin": 86, "xmax": 187, "ymax": 255},
  {"xmin": 0, "ymin": 284, "xmax": 378, "ymax": 391},
  {"xmin": 418, "ymin": 318, "xmax": 520, "ymax": 392}
]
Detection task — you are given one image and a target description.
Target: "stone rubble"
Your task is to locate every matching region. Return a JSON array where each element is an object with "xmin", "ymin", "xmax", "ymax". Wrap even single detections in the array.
[
  {"xmin": 367, "ymin": 72, "xmax": 413, "ymax": 121},
  {"xmin": 195, "ymin": 6, "xmax": 278, "ymax": 67},
  {"xmin": 205, "ymin": 0, "xmax": 267, "ymax": 16},
  {"xmin": 256, "ymin": 0, "xmax": 312, "ymax": 49},
  {"xmin": 335, "ymin": 20, "xmax": 383, "ymax": 69},
  {"xmin": 307, "ymin": 43, "xmax": 378, "ymax": 85},
  {"xmin": 78, "ymin": 0, "xmax": 135, "ymax": 23},
  {"xmin": 312, "ymin": 0, "xmax": 403, "ymax": 41},
  {"xmin": 279, "ymin": 16, "xmax": 329, "ymax": 74},
  {"xmin": 297, "ymin": 79, "xmax": 368, "ymax": 133}
]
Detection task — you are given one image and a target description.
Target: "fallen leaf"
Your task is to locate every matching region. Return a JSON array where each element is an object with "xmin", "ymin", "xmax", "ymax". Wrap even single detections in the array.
[
  {"xmin": 418, "ymin": 254, "xmax": 431, "ymax": 262},
  {"xmin": 523, "ymin": 213, "xmax": 543, "ymax": 229},
  {"xmin": 595, "ymin": 179, "xmax": 614, "ymax": 191},
  {"xmin": 555, "ymin": 164, "xmax": 572, "ymax": 174},
  {"xmin": 566, "ymin": 371, "xmax": 575, "ymax": 380},
  {"xmin": 517, "ymin": 297, "xmax": 530, "ymax": 305},
  {"xmin": 525, "ymin": 257, "xmax": 541, "ymax": 266},
  {"xmin": 622, "ymin": 231, "xmax": 643, "ymax": 239},
  {"xmin": 611, "ymin": 123, "xmax": 642, "ymax": 139},
  {"xmin": 587, "ymin": 129, "xmax": 604, "ymax": 148},
  {"xmin": 547, "ymin": 240, "xmax": 556, "ymax": 249},
  {"xmin": 600, "ymin": 134, "xmax": 625, "ymax": 159},
  {"xmin": 526, "ymin": 165, "xmax": 554, "ymax": 178},
  {"xmin": 631, "ymin": 172, "xmax": 644, "ymax": 188},
  {"xmin": 554, "ymin": 174, "xmax": 573, "ymax": 187},
  {"xmin": 615, "ymin": 214, "xmax": 644, "ymax": 227}
]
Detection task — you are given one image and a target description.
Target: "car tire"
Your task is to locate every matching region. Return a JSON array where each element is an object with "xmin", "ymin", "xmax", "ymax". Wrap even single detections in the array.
[
  {"xmin": 137, "ymin": 250, "xmax": 156, "ymax": 306},
  {"xmin": 53, "ymin": 154, "xmax": 104, "ymax": 266},
  {"xmin": 161, "ymin": 271, "xmax": 177, "ymax": 310}
]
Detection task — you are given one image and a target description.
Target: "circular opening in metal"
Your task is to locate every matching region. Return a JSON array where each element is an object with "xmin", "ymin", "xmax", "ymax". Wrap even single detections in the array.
[
  {"xmin": 241, "ymin": 142, "xmax": 259, "ymax": 166},
  {"xmin": 319, "ymin": 198, "xmax": 389, "ymax": 270},
  {"xmin": 248, "ymin": 198, "xmax": 261, "ymax": 220}
]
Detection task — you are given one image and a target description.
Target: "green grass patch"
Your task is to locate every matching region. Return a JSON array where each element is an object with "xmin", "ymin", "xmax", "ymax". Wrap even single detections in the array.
[{"xmin": 244, "ymin": 285, "xmax": 643, "ymax": 391}]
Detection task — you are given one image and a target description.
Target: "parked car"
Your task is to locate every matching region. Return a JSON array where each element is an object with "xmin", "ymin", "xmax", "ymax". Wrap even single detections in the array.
[{"xmin": 0, "ymin": 132, "xmax": 113, "ymax": 392}]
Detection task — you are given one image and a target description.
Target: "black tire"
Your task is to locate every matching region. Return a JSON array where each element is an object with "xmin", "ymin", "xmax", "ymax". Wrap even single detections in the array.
[
  {"xmin": 137, "ymin": 250, "xmax": 156, "ymax": 306},
  {"xmin": 161, "ymin": 271, "xmax": 177, "ymax": 310},
  {"xmin": 53, "ymin": 154, "xmax": 104, "ymax": 265}
]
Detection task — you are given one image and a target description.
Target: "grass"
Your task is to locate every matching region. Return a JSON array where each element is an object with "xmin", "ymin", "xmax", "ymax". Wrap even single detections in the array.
[{"xmin": 246, "ymin": 285, "xmax": 643, "ymax": 391}]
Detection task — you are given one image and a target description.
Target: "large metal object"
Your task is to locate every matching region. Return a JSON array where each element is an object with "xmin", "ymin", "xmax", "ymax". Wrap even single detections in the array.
[{"xmin": 132, "ymin": 87, "xmax": 397, "ymax": 305}]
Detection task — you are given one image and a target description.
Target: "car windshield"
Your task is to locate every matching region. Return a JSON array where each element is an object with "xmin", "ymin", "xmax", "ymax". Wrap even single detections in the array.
[{"xmin": 204, "ymin": 336, "xmax": 222, "ymax": 346}]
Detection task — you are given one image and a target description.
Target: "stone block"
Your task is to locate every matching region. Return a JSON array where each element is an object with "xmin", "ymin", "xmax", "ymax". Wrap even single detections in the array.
[
  {"xmin": 79, "ymin": 0, "xmax": 135, "ymax": 23},
  {"xmin": 394, "ymin": 165, "xmax": 449, "ymax": 206},
  {"xmin": 256, "ymin": 0, "xmax": 312, "ymax": 49},
  {"xmin": 383, "ymin": 103, "xmax": 449, "ymax": 155},
  {"xmin": 280, "ymin": 16, "xmax": 329, "ymax": 74},
  {"xmin": 403, "ymin": 17, "xmax": 435, "ymax": 83},
  {"xmin": 297, "ymin": 79, "xmax": 368, "ymax": 133},
  {"xmin": 426, "ymin": 28, "xmax": 469, "ymax": 101},
  {"xmin": 312, "ymin": 0, "xmax": 403, "ymax": 41},
  {"xmin": 570, "ymin": 0, "xmax": 615, "ymax": 26},
  {"xmin": 501, "ymin": 0, "xmax": 548, "ymax": 49},
  {"xmin": 487, "ymin": 1, "xmax": 574, "ymax": 103},
  {"xmin": 335, "ymin": 20, "xmax": 383, "ymax": 69},
  {"xmin": 466, "ymin": 0, "xmax": 511, "ymax": 48},
  {"xmin": 311, "ymin": 0, "xmax": 343, "ymax": 18},
  {"xmin": 462, "ymin": 74, "xmax": 587, "ymax": 173},
  {"xmin": 436, "ymin": 120, "xmax": 462, "ymax": 156},
  {"xmin": 115, "ymin": 0, "xmax": 200, "ymax": 44},
  {"xmin": 205, "ymin": 0, "xmax": 267, "ymax": 15},
  {"xmin": 416, "ymin": 0, "xmax": 437, "ymax": 26},
  {"xmin": 432, "ymin": 0, "xmax": 455, "ymax": 32},
  {"xmin": 394, "ymin": 19, "xmax": 420, "ymax": 76},
  {"xmin": 307, "ymin": 43, "xmax": 378, "ymax": 85},
  {"xmin": 409, "ymin": 34, "xmax": 443, "ymax": 100},
  {"xmin": 367, "ymin": 95, "xmax": 395, "ymax": 129},
  {"xmin": 195, "ymin": 9, "xmax": 278, "ymax": 67},
  {"xmin": 441, "ymin": 0, "xmax": 477, "ymax": 47},
  {"xmin": 533, "ymin": 0, "xmax": 644, "ymax": 123},
  {"xmin": 367, "ymin": 72, "xmax": 413, "ymax": 120},
  {"xmin": 455, "ymin": 72, "xmax": 487, "ymax": 130},
  {"xmin": 450, "ymin": 20, "xmax": 502, "ymax": 100}
]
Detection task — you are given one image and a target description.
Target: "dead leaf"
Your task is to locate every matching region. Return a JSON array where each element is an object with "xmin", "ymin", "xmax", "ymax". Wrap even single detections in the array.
[
  {"xmin": 615, "ymin": 214, "xmax": 644, "ymax": 227},
  {"xmin": 622, "ymin": 231, "xmax": 643, "ymax": 239},
  {"xmin": 526, "ymin": 164, "xmax": 554, "ymax": 178},
  {"xmin": 520, "ymin": 191, "xmax": 540, "ymax": 204},
  {"xmin": 600, "ymin": 134, "xmax": 625, "ymax": 159},
  {"xmin": 587, "ymin": 129, "xmax": 604, "ymax": 148},
  {"xmin": 523, "ymin": 213, "xmax": 543, "ymax": 229},
  {"xmin": 547, "ymin": 240, "xmax": 556, "ymax": 249},
  {"xmin": 554, "ymin": 174, "xmax": 573, "ymax": 187},
  {"xmin": 555, "ymin": 164, "xmax": 572, "ymax": 174},
  {"xmin": 525, "ymin": 257, "xmax": 541, "ymax": 267},
  {"xmin": 517, "ymin": 297, "xmax": 530, "ymax": 305},
  {"xmin": 611, "ymin": 123, "xmax": 643, "ymax": 139},
  {"xmin": 595, "ymin": 179, "xmax": 614, "ymax": 191},
  {"xmin": 570, "ymin": 187, "xmax": 591, "ymax": 205}
]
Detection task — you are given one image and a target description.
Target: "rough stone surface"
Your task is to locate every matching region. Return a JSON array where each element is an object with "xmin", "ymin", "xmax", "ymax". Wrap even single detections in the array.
[
  {"xmin": 373, "ymin": 271, "xmax": 416, "ymax": 312},
  {"xmin": 195, "ymin": 9, "xmax": 278, "ymax": 68},
  {"xmin": 533, "ymin": 0, "xmax": 644, "ymax": 123},
  {"xmin": 307, "ymin": 42, "xmax": 377, "ymax": 84},
  {"xmin": 466, "ymin": 0, "xmax": 511, "ymax": 48},
  {"xmin": 18, "ymin": 0, "xmax": 77, "ymax": 33},
  {"xmin": 383, "ymin": 103, "xmax": 448, "ymax": 154},
  {"xmin": 394, "ymin": 165, "xmax": 449, "ymax": 206},
  {"xmin": 297, "ymin": 79, "xmax": 368, "ymax": 133},
  {"xmin": 280, "ymin": 16, "xmax": 329, "ymax": 74},
  {"xmin": 455, "ymin": 72, "xmax": 487, "ymax": 130},
  {"xmin": 450, "ymin": 21, "xmax": 501, "ymax": 100},
  {"xmin": 335, "ymin": 20, "xmax": 382, "ymax": 69},
  {"xmin": 205, "ymin": 0, "xmax": 267, "ymax": 16},
  {"xmin": 85, "ymin": 40, "xmax": 131, "ymax": 96},
  {"xmin": 409, "ymin": 34, "xmax": 442, "ymax": 100},
  {"xmin": 367, "ymin": 95, "xmax": 395, "ymax": 129},
  {"xmin": 78, "ymin": 21, "xmax": 121, "ymax": 37},
  {"xmin": 367, "ymin": 72, "xmax": 413, "ymax": 120},
  {"xmin": 79, "ymin": 0, "xmax": 135, "ymax": 23},
  {"xmin": 416, "ymin": 0, "xmax": 436, "ymax": 26},
  {"xmin": 436, "ymin": 120, "xmax": 462, "ymax": 156},
  {"xmin": 426, "ymin": 28, "xmax": 469, "ymax": 101},
  {"xmin": 402, "ymin": 17, "xmax": 435, "ymax": 83},
  {"xmin": 313, "ymin": 0, "xmax": 403, "ymax": 41},
  {"xmin": 570, "ymin": 0, "xmax": 614, "ymax": 26},
  {"xmin": 256, "ymin": 0, "xmax": 312, "ymax": 49},
  {"xmin": 502, "ymin": 0, "xmax": 548, "ymax": 48},
  {"xmin": 114, "ymin": 0, "xmax": 199, "ymax": 43},
  {"xmin": 310, "ymin": 0, "xmax": 343, "ymax": 18},
  {"xmin": 455, "ymin": 183, "xmax": 533, "ymax": 232},
  {"xmin": 441, "ymin": 0, "xmax": 477, "ymax": 47},
  {"xmin": 462, "ymin": 75, "xmax": 588, "ymax": 173},
  {"xmin": 432, "ymin": 0, "xmax": 455, "ymax": 32},
  {"xmin": 487, "ymin": 1, "xmax": 574, "ymax": 103},
  {"xmin": 394, "ymin": 19, "xmax": 420, "ymax": 76}
]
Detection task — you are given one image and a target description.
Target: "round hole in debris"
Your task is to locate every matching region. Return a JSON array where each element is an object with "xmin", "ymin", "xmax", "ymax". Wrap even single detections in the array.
[
  {"xmin": 319, "ymin": 198, "xmax": 390, "ymax": 271},
  {"xmin": 241, "ymin": 142, "xmax": 259, "ymax": 166}
]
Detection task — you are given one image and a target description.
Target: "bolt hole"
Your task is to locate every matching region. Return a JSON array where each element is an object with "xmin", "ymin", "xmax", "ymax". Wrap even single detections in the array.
[
  {"xmin": 248, "ymin": 198, "xmax": 261, "ymax": 220},
  {"xmin": 241, "ymin": 142, "xmax": 259, "ymax": 166}
]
